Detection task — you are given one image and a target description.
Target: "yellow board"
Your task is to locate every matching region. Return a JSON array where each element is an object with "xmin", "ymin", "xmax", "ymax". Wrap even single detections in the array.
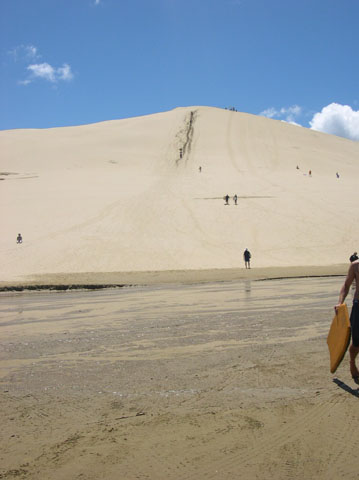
[{"xmin": 327, "ymin": 304, "xmax": 351, "ymax": 374}]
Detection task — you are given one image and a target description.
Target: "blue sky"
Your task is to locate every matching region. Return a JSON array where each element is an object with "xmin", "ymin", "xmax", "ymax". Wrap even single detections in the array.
[{"xmin": 1, "ymin": 0, "xmax": 359, "ymax": 139}]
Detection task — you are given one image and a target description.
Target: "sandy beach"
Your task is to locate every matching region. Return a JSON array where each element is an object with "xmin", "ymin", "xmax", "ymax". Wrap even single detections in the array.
[{"xmin": 1, "ymin": 276, "xmax": 358, "ymax": 479}]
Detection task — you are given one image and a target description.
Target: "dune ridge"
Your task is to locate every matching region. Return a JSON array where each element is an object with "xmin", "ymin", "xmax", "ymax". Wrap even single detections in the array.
[{"xmin": 1, "ymin": 106, "xmax": 358, "ymax": 283}]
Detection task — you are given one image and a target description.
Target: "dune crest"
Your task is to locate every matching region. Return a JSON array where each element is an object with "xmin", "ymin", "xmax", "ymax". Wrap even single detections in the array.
[{"xmin": 1, "ymin": 106, "xmax": 358, "ymax": 282}]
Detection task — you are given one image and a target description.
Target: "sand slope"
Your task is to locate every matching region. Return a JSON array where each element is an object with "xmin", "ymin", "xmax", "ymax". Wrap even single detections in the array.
[{"xmin": 1, "ymin": 106, "xmax": 358, "ymax": 281}]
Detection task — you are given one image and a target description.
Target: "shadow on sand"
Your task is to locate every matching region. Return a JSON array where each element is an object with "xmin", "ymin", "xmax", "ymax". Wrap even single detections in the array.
[{"xmin": 333, "ymin": 378, "xmax": 359, "ymax": 398}]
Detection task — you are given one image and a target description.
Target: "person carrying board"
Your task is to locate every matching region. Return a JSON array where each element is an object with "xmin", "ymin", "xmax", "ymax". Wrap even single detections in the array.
[{"xmin": 335, "ymin": 259, "xmax": 359, "ymax": 382}]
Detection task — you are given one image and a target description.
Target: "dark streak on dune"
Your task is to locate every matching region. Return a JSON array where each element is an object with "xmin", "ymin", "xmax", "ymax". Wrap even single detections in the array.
[{"xmin": 176, "ymin": 110, "xmax": 198, "ymax": 165}]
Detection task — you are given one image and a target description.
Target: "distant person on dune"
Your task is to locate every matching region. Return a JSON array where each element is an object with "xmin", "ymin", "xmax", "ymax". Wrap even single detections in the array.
[
  {"xmin": 243, "ymin": 248, "xmax": 251, "ymax": 269},
  {"xmin": 350, "ymin": 252, "xmax": 358, "ymax": 263},
  {"xmin": 335, "ymin": 259, "xmax": 359, "ymax": 383},
  {"xmin": 16, "ymin": 233, "xmax": 22, "ymax": 244},
  {"xmin": 309, "ymin": 170, "xmax": 312, "ymax": 177},
  {"xmin": 199, "ymin": 166, "xmax": 202, "ymax": 173},
  {"xmin": 233, "ymin": 194, "xmax": 238, "ymax": 205},
  {"xmin": 224, "ymin": 194, "xmax": 230, "ymax": 205},
  {"xmin": 336, "ymin": 172, "xmax": 340, "ymax": 178}
]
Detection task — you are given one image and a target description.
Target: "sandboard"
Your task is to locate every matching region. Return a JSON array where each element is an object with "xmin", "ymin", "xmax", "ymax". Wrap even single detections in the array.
[{"xmin": 327, "ymin": 304, "xmax": 351, "ymax": 374}]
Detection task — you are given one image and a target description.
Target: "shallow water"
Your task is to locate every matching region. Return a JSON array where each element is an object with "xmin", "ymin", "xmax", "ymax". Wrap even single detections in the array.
[{"xmin": 0, "ymin": 276, "xmax": 345, "ymax": 337}]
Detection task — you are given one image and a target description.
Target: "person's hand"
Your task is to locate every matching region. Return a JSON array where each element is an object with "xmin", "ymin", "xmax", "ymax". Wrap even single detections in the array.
[{"xmin": 334, "ymin": 303, "xmax": 343, "ymax": 312}]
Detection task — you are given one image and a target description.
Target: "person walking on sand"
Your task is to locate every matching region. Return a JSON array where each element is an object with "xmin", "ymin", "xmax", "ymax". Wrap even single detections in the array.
[
  {"xmin": 335, "ymin": 259, "xmax": 359, "ymax": 383},
  {"xmin": 199, "ymin": 166, "xmax": 202, "ymax": 173},
  {"xmin": 350, "ymin": 252, "xmax": 358, "ymax": 263},
  {"xmin": 16, "ymin": 233, "xmax": 22, "ymax": 244},
  {"xmin": 243, "ymin": 248, "xmax": 251, "ymax": 269},
  {"xmin": 224, "ymin": 194, "xmax": 230, "ymax": 205},
  {"xmin": 233, "ymin": 194, "xmax": 238, "ymax": 205}
]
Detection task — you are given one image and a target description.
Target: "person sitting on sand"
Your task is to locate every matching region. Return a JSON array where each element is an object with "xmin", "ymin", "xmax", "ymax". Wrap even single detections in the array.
[
  {"xmin": 243, "ymin": 248, "xmax": 251, "ymax": 269},
  {"xmin": 16, "ymin": 233, "xmax": 22, "ymax": 244},
  {"xmin": 335, "ymin": 259, "xmax": 359, "ymax": 383}
]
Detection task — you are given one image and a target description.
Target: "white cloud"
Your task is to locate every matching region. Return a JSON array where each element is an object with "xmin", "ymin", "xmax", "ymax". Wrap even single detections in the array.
[
  {"xmin": 25, "ymin": 45, "xmax": 39, "ymax": 59},
  {"xmin": 8, "ymin": 44, "xmax": 74, "ymax": 86},
  {"xmin": 25, "ymin": 62, "xmax": 74, "ymax": 84},
  {"xmin": 8, "ymin": 44, "xmax": 40, "ymax": 61},
  {"xmin": 18, "ymin": 79, "xmax": 32, "ymax": 86},
  {"xmin": 260, "ymin": 105, "xmax": 302, "ymax": 125},
  {"xmin": 309, "ymin": 103, "xmax": 359, "ymax": 141},
  {"xmin": 57, "ymin": 63, "xmax": 74, "ymax": 81},
  {"xmin": 28, "ymin": 62, "xmax": 56, "ymax": 82},
  {"xmin": 94, "ymin": 0, "xmax": 101, "ymax": 4},
  {"xmin": 260, "ymin": 107, "xmax": 277, "ymax": 119}
]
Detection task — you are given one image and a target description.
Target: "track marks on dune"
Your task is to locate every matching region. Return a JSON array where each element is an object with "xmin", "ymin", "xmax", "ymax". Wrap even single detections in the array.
[
  {"xmin": 224, "ymin": 113, "xmax": 289, "ymax": 195},
  {"xmin": 225, "ymin": 110, "xmax": 242, "ymax": 174},
  {"xmin": 178, "ymin": 196, "xmax": 220, "ymax": 249},
  {"xmin": 225, "ymin": 111, "xmax": 259, "ymax": 177},
  {"xmin": 175, "ymin": 110, "xmax": 198, "ymax": 166}
]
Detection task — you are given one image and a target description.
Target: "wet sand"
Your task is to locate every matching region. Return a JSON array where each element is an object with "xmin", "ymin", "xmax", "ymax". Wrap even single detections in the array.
[
  {"xmin": 0, "ymin": 264, "xmax": 348, "ymax": 290},
  {"xmin": 1, "ymin": 276, "xmax": 358, "ymax": 479}
]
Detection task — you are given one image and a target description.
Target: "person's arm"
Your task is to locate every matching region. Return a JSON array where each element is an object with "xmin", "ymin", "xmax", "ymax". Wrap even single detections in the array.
[{"xmin": 335, "ymin": 263, "xmax": 355, "ymax": 309}]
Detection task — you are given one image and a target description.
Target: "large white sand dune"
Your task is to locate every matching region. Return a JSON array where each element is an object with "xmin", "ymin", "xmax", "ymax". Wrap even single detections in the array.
[{"xmin": 1, "ymin": 106, "xmax": 358, "ymax": 281}]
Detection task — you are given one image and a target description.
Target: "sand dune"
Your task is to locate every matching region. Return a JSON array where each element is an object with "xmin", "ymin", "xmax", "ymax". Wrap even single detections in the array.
[{"xmin": 1, "ymin": 106, "xmax": 358, "ymax": 282}]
